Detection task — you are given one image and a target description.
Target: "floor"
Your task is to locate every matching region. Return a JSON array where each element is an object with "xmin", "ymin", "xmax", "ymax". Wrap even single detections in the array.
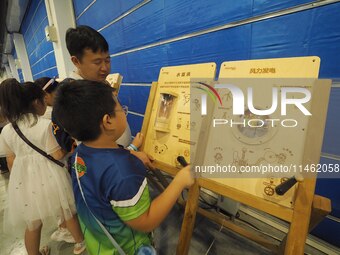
[{"xmin": 0, "ymin": 170, "xmax": 329, "ymax": 255}]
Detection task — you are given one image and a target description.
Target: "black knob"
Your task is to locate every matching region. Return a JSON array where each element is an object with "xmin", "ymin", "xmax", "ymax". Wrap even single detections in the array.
[
  {"xmin": 275, "ymin": 176, "xmax": 298, "ymax": 196},
  {"xmin": 177, "ymin": 156, "xmax": 188, "ymax": 167}
]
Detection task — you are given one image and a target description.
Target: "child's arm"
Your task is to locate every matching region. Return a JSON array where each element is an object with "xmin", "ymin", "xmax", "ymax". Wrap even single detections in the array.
[
  {"xmin": 131, "ymin": 132, "xmax": 143, "ymax": 149},
  {"xmin": 6, "ymin": 155, "xmax": 15, "ymax": 172},
  {"xmin": 0, "ymin": 130, "xmax": 15, "ymax": 172},
  {"xmin": 50, "ymin": 148, "xmax": 67, "ymax": 160},
  {"xmin": 125, "ymin": 165, "xmax": 193, "ymax": 232},
  {"xmin": 128, "ymin": 132, "xmax": 155, "ymax": 169}
]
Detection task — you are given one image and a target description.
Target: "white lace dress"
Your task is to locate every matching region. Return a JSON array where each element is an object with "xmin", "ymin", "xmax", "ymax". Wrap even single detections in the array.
[{"xmin": 0, "ymin": 114, "xmax": 76, "ymax": 231}]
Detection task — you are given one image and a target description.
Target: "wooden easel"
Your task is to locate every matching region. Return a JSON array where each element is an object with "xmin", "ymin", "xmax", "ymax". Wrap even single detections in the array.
[{"xmin": 141, "ymin": 59, "xmax": 332, "ymax": 255}]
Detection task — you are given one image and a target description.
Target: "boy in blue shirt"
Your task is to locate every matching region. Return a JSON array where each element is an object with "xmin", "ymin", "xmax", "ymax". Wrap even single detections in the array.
[{"xmin": 53, "ymin": 80, "xmax": 194, "ymax": 255}]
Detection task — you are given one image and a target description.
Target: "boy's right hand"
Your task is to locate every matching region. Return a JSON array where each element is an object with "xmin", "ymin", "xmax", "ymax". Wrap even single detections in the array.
[{"xmin": 175, "ymin": 165, "xmax": 194, "ymax": 188}]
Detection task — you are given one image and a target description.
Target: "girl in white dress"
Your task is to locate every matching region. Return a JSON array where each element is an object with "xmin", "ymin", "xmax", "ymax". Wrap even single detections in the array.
[{"xmin": 0, "ymin": 79, "xmax": 85, "ymax": 255}]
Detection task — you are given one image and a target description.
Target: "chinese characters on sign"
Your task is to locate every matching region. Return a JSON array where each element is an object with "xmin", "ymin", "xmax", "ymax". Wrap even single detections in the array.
[
  {"xmin": 176, "ymin": 72, "xmax": 191, "ymax": 77},
  {"xmin": 249, "ymin": 68, "xmax": 276, "ymax": 74}
]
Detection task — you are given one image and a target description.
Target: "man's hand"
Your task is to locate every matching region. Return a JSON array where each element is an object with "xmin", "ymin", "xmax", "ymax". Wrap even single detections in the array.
[{"xmin": 130, "ymin": 150, "xmax": 155, "ymax": 170}]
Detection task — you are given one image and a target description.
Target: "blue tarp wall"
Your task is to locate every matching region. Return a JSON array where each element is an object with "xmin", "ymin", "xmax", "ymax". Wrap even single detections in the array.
[
  {"xmin": 21, "ymin": 0, "xmax": 340, "ymax": 248},
  {"xmin": 20, "ymin": 0, "xmax": 58, "ymax": 79},
  {"xmin": 73, "ymin": 0, "xmax": 340, "ymax": 247}
]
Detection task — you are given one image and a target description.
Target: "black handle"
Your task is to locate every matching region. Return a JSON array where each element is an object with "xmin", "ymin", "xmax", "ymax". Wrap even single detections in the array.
[
  {"xmin": 177, "ymin": 156, "xmax": 188, "ymax": 167},
  {"xmin": 275, "ymin": 177, "xmax": 298, "ymax": 196}
]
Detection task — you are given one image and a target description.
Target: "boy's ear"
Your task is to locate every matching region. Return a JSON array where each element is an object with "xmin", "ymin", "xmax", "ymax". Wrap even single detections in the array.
[
  {"xmin": 71, "ymin": 56, "xmax": 80, "ymax": 67},
  {"xmin": 102, "ymin": 114, "xmax": 114, "ymax": 130}
]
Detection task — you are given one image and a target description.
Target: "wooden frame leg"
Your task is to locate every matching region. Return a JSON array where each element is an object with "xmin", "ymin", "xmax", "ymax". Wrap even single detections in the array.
[
  {"xmin": 176, "ymin": 181, "xmax": 200, "ymax": 255},
  {"xmin": 282, "ymin": 180, "xmax": 314, "ymax": 255}
]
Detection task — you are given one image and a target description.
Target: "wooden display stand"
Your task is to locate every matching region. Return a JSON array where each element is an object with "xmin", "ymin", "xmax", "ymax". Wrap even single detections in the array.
[
  {"xmin": 141, "ymin": 58, "xmax": 332, "ymax": 255},
  {"xmin": 106, "ymin": 73, "xmax": 123, "ymax": 92}
]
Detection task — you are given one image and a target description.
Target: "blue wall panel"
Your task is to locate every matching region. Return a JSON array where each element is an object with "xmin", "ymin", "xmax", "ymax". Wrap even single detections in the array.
[
  {"xmin": 251, "ymin": 11, "xmax": 312, "ymax": 59},
  {"xmin": 110, "ymin": 55, "xmax": 129, "ymax": 78},
  {"xmin": 73, "ymin": 0, "xmax": 340, "ymax": 247},
  {"xmin": 30, "ymin": 42, "xmax": 54, "ymax": 69},
  {"xmin": 308, "ymin": 4, "xmax": 340, "ymax": 79},
  {"xmin": 120, "ymin": 0, "xmax": 165, "ymax": 51},
  {"xmin": 110, "ymin": 25, "xmax": 251, "ymax": 83},
  {"xmin": 125, "ymin": 46, "xmax": 168, "ymax": 83},
  {"xmin": 118, "ymin": 85, "xmax": 151, "ymax": 115},
  {"xmin": 21, "ymin": 0, "xmax": 57, "ymax": 79},
  {"xmin": 166, "ymin": 25, "xmax": 251, "ymax": 75},
  {"xmin": 314, "ymin": 157, "xmax": 340, "ymax": 248},
  {"xmin": 100, "ymin": 22, "xmax": 126, "ymax": 54},
  {"xmin": 73, "ymin": 0, "xmax": 93, "ymax": 18},
  {"xmin": 76, "ymin": 0, "xmax": 144, "ymax": 31},
  {"xmin": 127, "ymin": 114, "xmax": 144, "ymax": 137},
  {"xmin": 251, "ymin": 4, "xmax": 340, "ymax": 78},
  {"xmin": 18, "ymin": 70, "xmax": 24, "ymax": 83},
  {"xmin": 164, "ymin": 0, "xmax": 252, "ymax": 38},
  {"xmin": 252, "ymin": 0, "xmax": 314, "ymax": 15},
  {"xmin": 34, "ymin": 67, "xmax": 58, "ymax": 79},
  {"xmin": 21, "ymin": 0, "xmax": 42, "ymax": 36},
  {"xmin": 26, "ymin": 17, "xmax": 49, "ymax": 59},
  {"xmin": 322, "ymin": 88, "xmax": 340, "ymax": 157},
  {"xmin": 105, "ymin": 3, "xmax": 340, "ymax": 82},
  {"xmin": 74, "ymin": 0, "xmax": 331, "ymax": 56},
  {"xmin": 76, "ymin": 1, "xmax": 121, "ymax": 30},
  {"xmin": 32, "ymin": 53, "xmax": 57, "ymax": 79},
  {"xmin": 316, "ymin": 157, "xmax": 340, "ymax": 217},
  {"xmin": 312, "ymin": 217, "xmax": 340, "ymax": 248}
]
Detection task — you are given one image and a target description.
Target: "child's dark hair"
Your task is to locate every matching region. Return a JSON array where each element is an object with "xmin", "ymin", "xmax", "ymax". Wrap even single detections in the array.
[
  {"xmin": 53, "ymin": 80, "xmax": 116, "ymax": 141},
  {"xmin": 66, "ymin": 25, "xmax": 109, "ymax": 60},
  {"xmin": 0, "ymin": 79, "xmax": 45, "ymax": 123},
  {"xmin": 34, "ymin": 77, "xmax": 59, "ymax": 94}
]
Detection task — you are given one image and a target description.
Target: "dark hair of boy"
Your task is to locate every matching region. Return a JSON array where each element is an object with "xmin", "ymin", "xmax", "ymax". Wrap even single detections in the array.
[
  {"xmin": 65, "ymin": 25, "xmax": 109, "ymax": 60},
  {"xmin": 0, "ymin": 79, "xmax": 45, "ymax": 123},
  {"xmin": 34, "ymin": 77, "xmax": 59, "ymax": 94},
  {"xmin": 53, "ymin": 80, "xmax": 116, "ymax": 141}
]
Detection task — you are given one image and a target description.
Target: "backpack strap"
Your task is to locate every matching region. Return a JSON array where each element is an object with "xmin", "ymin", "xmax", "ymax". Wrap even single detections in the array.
[{"xmin": 74, "ymin": 153, "xmax": 126, "ymax": 255}]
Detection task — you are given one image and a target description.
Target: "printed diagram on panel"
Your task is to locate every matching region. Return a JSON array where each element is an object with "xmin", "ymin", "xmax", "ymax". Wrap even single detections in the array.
[{"xmin": 143, "ymin": 63, "xmax": 217, "ymax": 169}]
